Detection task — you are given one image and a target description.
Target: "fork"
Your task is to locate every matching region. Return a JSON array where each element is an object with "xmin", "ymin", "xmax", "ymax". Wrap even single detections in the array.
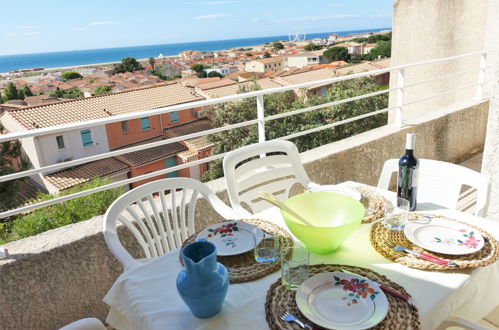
[
  {"xmin": 387, "ymin": 241, "xmax": 457, "ymax": 267},
  {"xmin": 280, "ymin": 311, "xmax": 312, "ymax": 329}
]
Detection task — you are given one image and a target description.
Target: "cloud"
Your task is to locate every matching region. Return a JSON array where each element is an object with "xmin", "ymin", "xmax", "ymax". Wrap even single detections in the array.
[
  {"xmin": 77, "ymin": 27, "xmax": 89, "ymax": 31},
  {"xmin": 194, "ymin": 13, "xmax": 230, "ymax": 19},
  {"xmin": 330, "ymin": 2, "xmax": 344, "ymax": 7},
  {"xmin": 88, "ymin": 21, "xmax": 121, "ymax": 26},
  {"xmin": 4, "ymin": 32, "xmax": 17, "ymax": 37},
  {"xmin": 23, "ymin": 32, "xmax": 41, "ymax": 36},
  {"xmin": 188, "ymin": 1, "xmax": 238, "ymax": 4},
  {"xmin": 18, "ymin": 25, "xmax": 41, "ymax": 29}
]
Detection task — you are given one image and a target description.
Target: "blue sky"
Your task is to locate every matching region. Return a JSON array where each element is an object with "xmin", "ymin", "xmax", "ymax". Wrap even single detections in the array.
[{"xmin": 0, "ymin": 0, "xmax": 392, "ymax": 55}]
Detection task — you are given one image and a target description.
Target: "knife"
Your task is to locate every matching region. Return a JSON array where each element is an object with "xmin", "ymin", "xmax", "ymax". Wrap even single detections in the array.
[
  {"xmin": 391, "ymin": 243, "xmax": 457, "ymax": 267},
  {"xmin": 341, "ymin": 268, "xmax": 416, "ymax": 309}
]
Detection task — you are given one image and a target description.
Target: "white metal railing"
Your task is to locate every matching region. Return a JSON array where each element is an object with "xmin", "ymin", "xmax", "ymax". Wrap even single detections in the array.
[{"xmin": 0, "ymin": 50, "xmax": 491, "ymax": 218}]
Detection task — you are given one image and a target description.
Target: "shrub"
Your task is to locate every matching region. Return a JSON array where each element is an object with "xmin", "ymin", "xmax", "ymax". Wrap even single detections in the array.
[{"xmin": 0, "ymin": 178, "xmax": 124, "ymax": 243}]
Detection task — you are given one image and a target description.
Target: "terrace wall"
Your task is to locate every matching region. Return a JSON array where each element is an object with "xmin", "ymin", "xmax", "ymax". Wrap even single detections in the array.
[{"xmin": 0, "ymin": 101, "xmax": 488, "ymax": 329}]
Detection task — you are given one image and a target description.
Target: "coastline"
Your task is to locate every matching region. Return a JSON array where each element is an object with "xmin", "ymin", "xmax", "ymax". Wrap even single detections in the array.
[{"xmin": 0, "ymin": 28, "xmax": 390, "ymax": 75}]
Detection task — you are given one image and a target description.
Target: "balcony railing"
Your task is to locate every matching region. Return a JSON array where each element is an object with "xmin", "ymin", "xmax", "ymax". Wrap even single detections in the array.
[{"xmin": 0, "ymin": 50, "xmax": 491, "ymax": 219}]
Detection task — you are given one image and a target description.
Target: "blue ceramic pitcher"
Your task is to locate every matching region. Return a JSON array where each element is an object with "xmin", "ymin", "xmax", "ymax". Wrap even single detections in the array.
[{"xmin": 176, "ymin": 241, "xmax": 229, "ymax": 318}]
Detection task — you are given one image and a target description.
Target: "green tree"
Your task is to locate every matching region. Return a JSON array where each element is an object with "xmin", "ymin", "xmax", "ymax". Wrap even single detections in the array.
[
  {"xmin": 0, "ymin": 123, "xmax": 30, "ymax": 212},
  {"xmin": 198, "ymin": 71, "xmax": 207, "ymax": 78},
  {"xmin": 20, "ymin": 85, "xmax": 33, "ymax": 97},
  {"xmin": 190, "ymin": 64, "xmax": 205, "ymax": 73},
  {"xmin": 367, "ymin": 33, "xmax": 391, "ymax": 43},
  {"xmin": 113, "ymin": 57, "xmax": 144, "ymax": 74},
  {"xmin": 272, "ymin": 41, "xmax": 284, "ymax": 50},
  {"xmin": 148, "ymin": 57, "xmax": 156, "ymax": 71},
  {"xmin": 0, "ymin": 91, "xmax": 3, "ymax": 103},
  {"xmin": 50, "ymin": 87, "xmax": 84, "ymax": 99},
  {"xmin": 304, "ymin": 43, "xmax": 322, "ymax": 51},
  {"xmin": 246, "ymin": 52, "xmax": 253, "ymax": 57},
  {"xmin": 61, "ymin": 71, "xmax": 83, "ymax": 81},
  {"xmin": 201, "ymin": 77, "xmax": 387, "ymax": 181},
  {"xmin": 323, "ymin": 47, "xmax": 351, "ymax": 62},
  {"xmin": 369, "ymin": 41, "xmax": 391, "ymax": 60},
  {"xmin": 94, "ymin": 85, "xmax": 112, "ymax": 96},
  {"xmin": 264, "ymin": 52, "xmax": 271, "ymax": 58},
  {"xmin": 207, "ymin": 71, "xmax": 223, "ymax": 78},
  {"xmin": 352, "ymin": 37, "xmax": 368, "ymax": 43},
  {"xmin": 3, "ymin": 82, "xmax": 20, "ymax": 100},
  {"xmin": 0, "ymin": 177, "xmax": 124, "ymax": 243}
]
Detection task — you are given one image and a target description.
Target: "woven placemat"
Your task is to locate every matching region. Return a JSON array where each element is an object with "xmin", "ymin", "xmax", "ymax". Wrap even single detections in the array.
[
  {"xmin": 370, "ymin": 213, "xmax": 499, "ymax": 270},
  {"xmin": 265, "ymin": 264, "xmax": 421, "ymax": 330},
  {"xmin": 355, "ymin": 186, "xmax": 386, "ymax": 223},
  {"xmin": 181, "ymin": 219, "xmax": 293, "ymax": 283}
]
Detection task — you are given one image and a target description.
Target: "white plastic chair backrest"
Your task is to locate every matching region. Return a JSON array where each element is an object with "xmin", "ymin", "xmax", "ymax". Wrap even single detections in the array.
[
  {"xmin": 59, "ymin": 318, "xmax": 106, "ymax": 330},
  {"xmin": 223, "ymin": 140, "xmax": 314, "ymax": 215},
  {"xmin": 377, "ymin": 159, "xmax": 489, "ymax": 216},
  {"xmin": 103, "ymin": 177, "xmax": 238, "ymax": 270}
]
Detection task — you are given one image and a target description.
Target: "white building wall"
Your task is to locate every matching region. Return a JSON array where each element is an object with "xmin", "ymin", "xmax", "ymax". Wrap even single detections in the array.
[
  {"xmin": 37, "ymin": 125, "xmax": 110, "ymax": 169},
  {"xmin": 287, "ymin": 57, "xmax": 309, "ymax": 68}
]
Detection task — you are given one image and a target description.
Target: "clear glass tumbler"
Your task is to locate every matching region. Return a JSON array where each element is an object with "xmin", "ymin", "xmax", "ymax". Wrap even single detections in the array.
[
  {"xmin": 253, "ymin": 230, "xmax": 279, "ymax": 263},
  {"xmin": 384, "ymin": 197, "xmax": 410, "ymax": 230},
  {"xmin": 281, "ymin": 246, "xmax": 309, "ymax": 290}
]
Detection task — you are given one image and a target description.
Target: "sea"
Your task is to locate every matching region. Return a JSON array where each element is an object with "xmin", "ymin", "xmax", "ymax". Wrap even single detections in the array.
[{"xmin": 0, "ymin": 28, "xmax": 389, "ymax": 73}]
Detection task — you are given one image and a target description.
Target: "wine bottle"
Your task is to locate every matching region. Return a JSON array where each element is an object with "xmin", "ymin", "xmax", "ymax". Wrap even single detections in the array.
[{"xmin": 397, "ymin": 133, "xmax": 419, "ymax": 211}]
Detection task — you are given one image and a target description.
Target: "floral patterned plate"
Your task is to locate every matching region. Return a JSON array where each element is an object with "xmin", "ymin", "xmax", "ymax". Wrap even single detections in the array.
[
  {"xmin": 295, "ymin": 272, "xmax": 388, "ymax": 330},
  {"xmin": 197, "ymin": 221, "xmax": 263, "ymax": 256},
  {"xmin": 404, "ymin": 218, "xmax": 485, "ymax": 255}
]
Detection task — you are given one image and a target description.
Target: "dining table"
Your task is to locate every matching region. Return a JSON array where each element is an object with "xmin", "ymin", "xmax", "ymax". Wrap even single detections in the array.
[{"xmin": 103, "ymin": 181, "xmax": 499, "ymax": 330}]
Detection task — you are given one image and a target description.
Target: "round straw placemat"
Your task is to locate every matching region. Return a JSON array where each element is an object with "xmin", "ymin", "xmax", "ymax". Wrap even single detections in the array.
[
  {"xmin": 181, "ymin": 219, "xmax": 293, "ymax": 283},
  {"xmin": 355, "ymin": 186, "xmax": 386, "ymax": 223},
  {"xmin": 370, "ymin": 213, "xmax": 499, "ymax": 270},
  {"xmin": 265, "ymin": 264, "xmax": 421, "ymax": 330}
]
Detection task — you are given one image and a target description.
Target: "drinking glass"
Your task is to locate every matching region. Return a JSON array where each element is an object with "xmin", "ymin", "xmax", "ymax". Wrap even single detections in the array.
[
  {"xmin": 253, "ymin": 230, "xmax": 279, "ymax": 263},
  {"xmin": 361, "ymin": 188, "xmax": 377, "ymax": 217},
  {"xmin": 384, "ymin": 197, "xmax": 410, "ymax": 230},
  {"xmin": 281, "ymin": 246, "xmax": 309, "ymax": 290}
]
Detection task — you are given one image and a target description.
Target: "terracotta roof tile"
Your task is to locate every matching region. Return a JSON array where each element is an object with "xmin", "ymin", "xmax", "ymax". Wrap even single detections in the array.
[
  {"xmin": 44, "ymin": 157, "xmax": 130, "ymax": 191},
  {"xmin": 164, "ymin": 119, "xmax": 212, "ymax": 137},
  {"xmin": 117, "ymin": 141, "xmax": 187, "ymax": 167},
  {"xmin": 5, "ymin": 83, "xmax": 203, "ymax": 130},
  {"xmin": 195, "ymin": 79, "xmax": 237, "ymax": 90},
  {"xmin": 199, "ymin": 78, "xmax": 281, "ymax": 99}
]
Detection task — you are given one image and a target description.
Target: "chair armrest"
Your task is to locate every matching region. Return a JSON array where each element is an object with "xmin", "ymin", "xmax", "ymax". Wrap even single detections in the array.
[{"xmin": 437, "ymin": 316, "xmax": 492, "ymax": 330}]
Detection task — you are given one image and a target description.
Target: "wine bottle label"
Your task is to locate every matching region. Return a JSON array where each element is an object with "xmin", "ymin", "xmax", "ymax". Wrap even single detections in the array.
[{"xmin": 412, "ymin": 168, "xmax": 419, "ymax": 187}]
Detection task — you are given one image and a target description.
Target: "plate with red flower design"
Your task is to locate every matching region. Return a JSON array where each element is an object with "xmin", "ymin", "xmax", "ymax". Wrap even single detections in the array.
[
  {"xmin": 296, "ymin": 272, "xmax": 388, "ymax": 329},
  {"xmin": 197, "ymin": 221, "xmax": 263, "ymax": 256},
  {"xmin": 404, "ymin": 218, "xmax": 484, "ymax": 255}
]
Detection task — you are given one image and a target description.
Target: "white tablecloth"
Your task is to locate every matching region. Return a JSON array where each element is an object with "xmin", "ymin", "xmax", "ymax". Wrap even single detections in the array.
[{"xmin": 104, "ymin": 183, "xmax": 499, "ymax": 330}]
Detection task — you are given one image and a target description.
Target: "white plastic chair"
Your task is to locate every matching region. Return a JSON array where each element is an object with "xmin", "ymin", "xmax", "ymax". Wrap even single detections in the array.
[
  {"xmin": 103, "ymin": 177, "xmax": 239, "ymax": 270},
  {"xmin": 377, "ymin": 159, "xmax": 489, "ymax": 216},
  {"xmin": 223, "ymin": 140, "xmax": 319, "ymax": 216},
  {"xmin": 436, "ymin": 316, "xmax": 493, "ymax": 330},
  {"xmin": 59, "ymin": 318, "xmax": 106, "ymax": 330}
]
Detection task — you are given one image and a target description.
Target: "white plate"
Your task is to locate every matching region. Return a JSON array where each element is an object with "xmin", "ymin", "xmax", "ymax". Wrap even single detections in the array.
[
  {"xmin": 197, "ymin": 221, "xmax": 262, "ymax": 256},
  {"xmin": 308, "ymin": 185, "xmax": 361, "ymax": 200},
  {"xmin": 296, "ymin": 272, "xmax": 388, "ymax": 330},
  {"xmin": 404, "ymin": 218, "xmax": 484, "ymax": 255}
]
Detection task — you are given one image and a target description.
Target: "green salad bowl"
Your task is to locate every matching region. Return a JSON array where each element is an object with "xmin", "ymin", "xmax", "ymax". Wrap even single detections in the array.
[{"xmin": 281, "ymin": 192, "xmax": 365, "ymax": 254}]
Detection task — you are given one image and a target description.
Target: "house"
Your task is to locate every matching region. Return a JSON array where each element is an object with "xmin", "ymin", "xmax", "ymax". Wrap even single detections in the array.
[
  {"xmin": 286, "ymin": 52, "xmax": 321, "ymax": 68},
  {"xmin": 0, "ymin": 83, "xmax": 211, "ymax": 193},
  {"xmin": 273, "ymin": 67, "xmax": 336, "ymax": 97},
  {"xmin": 363, "ymin": 43, "xmax": 378, "ymax": 55},
  {"xmin": 245, "ymin": 57, "xmax": 284, "ymax": 73},
  {"xmin": 203, "ymin": 65, "xmax": 237, "ymax": 77},
  {"xmin": 333, "ymin": 42, "xmax": 364, "ymax": 55}
]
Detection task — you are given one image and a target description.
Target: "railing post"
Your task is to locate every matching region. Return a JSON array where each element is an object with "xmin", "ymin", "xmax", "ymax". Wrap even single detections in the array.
[
  {"xmin": 256, "ymin": 94, "xmax": 265, "ymax": 143},
  {"xmin": 395, "ymin": 68, "xmax": 405, "ymax": 127},
  {"xmin": 476, "ymin": 52, "xmax": 487, "ymax": 101}
]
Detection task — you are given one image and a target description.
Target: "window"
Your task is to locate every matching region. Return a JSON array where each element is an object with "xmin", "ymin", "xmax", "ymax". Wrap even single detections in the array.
[
  {"xmin": 80, "ymin": 129, "xmax": 93, "ymax": 147},
  {"xmin": 121, "ymin": 121, "xmax": 128, "ymax": 133},
  {"xmin": 56, "ymin": 135, "xmax": 65, "ymax": 150},
  {"xmin": 165, "ymin": 157, "xmax": 178, "ymax": 178},
  {"xmin": 170, "ymin": 111, "xmax": 179, "ymax": 123},
  {"xmin": 321, "ymin": 87, "xmax": 327, "ymax": 97},
  {"xmin": 140, "ymin": 117, "xmax": 150, "ymax": 130}
]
